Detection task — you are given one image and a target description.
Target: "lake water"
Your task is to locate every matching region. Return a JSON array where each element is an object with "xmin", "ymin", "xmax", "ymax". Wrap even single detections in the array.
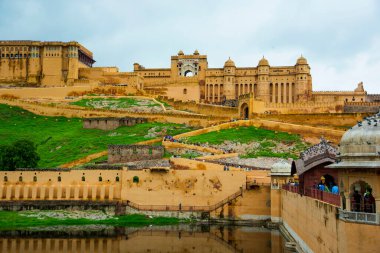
[{"xmin": 0, "ymin": 225, "xmax": 290, "ymax": 253}]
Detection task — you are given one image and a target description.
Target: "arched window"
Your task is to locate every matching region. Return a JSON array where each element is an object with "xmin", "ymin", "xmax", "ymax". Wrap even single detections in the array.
[
  {"xmin": 19, "ymin": 176, "xmax": 23, "ymax": 182},
  {"xmin": 116, "ymin": 176, "xmax": 120, "ymax": 182},
  {"xmin": 33, "ymin": 176, "xmax": 37, "ymax": 182},
  {"xmin": 82, "ymin": 176, "xmax": 85, "ymax": 182},
  {"xmin": 4, "ymin": 176, "xmax": 8, "ymax": 182},
  {"xmin": 58, "ymin": 176, "xmax": 61, "ymax": 182},
  {"xmin": 183, "ymin": 88, "xmax": 187, "ymax": 94},
  {"xmin": 133, "ymin": 176, "xmax": 139, "ymax": 183}
]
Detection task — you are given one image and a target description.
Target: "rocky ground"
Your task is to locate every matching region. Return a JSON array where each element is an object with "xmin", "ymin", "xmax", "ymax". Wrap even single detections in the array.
[
  {"xmin": 19, "ymin": 210, "xmax": 114, "ymax": 220},
  {"xmin": 216, "ymin": 157, "xmax": 292, "ymax": 169}
]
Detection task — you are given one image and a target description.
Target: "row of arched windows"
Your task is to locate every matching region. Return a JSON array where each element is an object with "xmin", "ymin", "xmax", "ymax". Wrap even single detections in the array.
[{"xmin": 3, "ymin": 174, "xmax": 120, "ymax": 183}]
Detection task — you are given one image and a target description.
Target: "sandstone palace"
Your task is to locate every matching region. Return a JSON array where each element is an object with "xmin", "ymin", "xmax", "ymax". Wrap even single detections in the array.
[{"xmin": 0, "ymin": 40, "xmax": 379, "ymax": 116}]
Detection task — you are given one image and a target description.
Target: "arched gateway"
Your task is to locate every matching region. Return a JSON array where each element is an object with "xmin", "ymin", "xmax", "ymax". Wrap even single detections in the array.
[{"xmin": 240, "ymin": 103, "xmax": 249, "ymax": 119}]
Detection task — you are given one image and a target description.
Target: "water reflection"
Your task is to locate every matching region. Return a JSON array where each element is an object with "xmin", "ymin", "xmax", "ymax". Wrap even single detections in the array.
[{"xmin": 0, "ymin": 225, "xmax": 288, "ymax": 253}]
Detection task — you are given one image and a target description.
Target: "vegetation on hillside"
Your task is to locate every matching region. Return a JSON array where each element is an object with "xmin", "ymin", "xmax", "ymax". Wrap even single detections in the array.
[
  {"xmin": 0, "ymin": 104, "xmax": 193, "ymax": 168},
  {"xmin": 185, "ymin": 126, "xmax": 310, "ymax": 159},
  {"xmin": 0, "ymin": 139, "xmax": 40, "ymax": 170},
  {"xmin": 70, "ymin": 97, "xmax": 169, "ymax": 110}
]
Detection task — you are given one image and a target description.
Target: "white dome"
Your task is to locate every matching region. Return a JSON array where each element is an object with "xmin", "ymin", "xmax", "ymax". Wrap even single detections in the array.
[
  {"xmin": 339, "ymin": 112, "xmax": 380, "ymax": 158},
  {"xmin": 271, "ymin": 160, "xmax": 291, "ymax": 176}
]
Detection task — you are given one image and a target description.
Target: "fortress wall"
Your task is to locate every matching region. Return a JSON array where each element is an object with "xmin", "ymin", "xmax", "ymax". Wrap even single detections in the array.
[
  {"xmin": 281, "ymin": 190, "xmax": 338, "ymax": 253},
  {"xmin": 120, "ymin": 169, "xmax": 246, "ymax": 206},
  {"xmin": 0, "ymin": 86, "xmax": 97, "ymax": 99},
  {"xmin": 161, "ymin": 97, "xmax": 238, "ymax": 118},
  {"xmin": 281, "ymin": 190, "xmax": 380, "ymax": 253},
  {"xmin": 0, "ymin": 59, "xmax": 28, "ymax": 83},
  {"xmin": 197, "ymin": 153, "xmax": 239, "ymax": 160},
  {"xmin": 313, "ymin": 93, "xmax": 367, "ymax": 103},
  {"xmin": 344, "ymin": 102, "xmax": 380, "ymax": 113},
  {"xmin": 164, "ymin": 82, "xmax": 200, "ymax": 102},
  {"xmin": 0, "ymin": 170, "xmax": 123, "ymax": 201},
  {"xmin": 250, "ymin": 100, "xmax": 344, "ymax": 114},
  {"xmin": 257, "ymin": 113, "xmax": 369, "ymax": 128},
  {"xmin": 337, "ymin": 217, "xmax": 380, "ymax": 253},
  {"xmin": 173, "ymin": 119, "xmax": 345, "ymax": 144},
  {"xmin": 0, "ymin": 99, "xmax": 227, "ymax": 127},
  {"xmin": 83, "ymin": 117, "xmax": 147, "ymax": 130},
  {"xmin": 108, "ymin": 145, "xmax": 164, "ymax": 163},
  {"xmin": 163, "ymin": 141, "xmax": 224, "ymax": 155},
  {"xmin": 0, "ymin": 168, "xmax": 246, "ymax": 208},
  {"xmin": 229, "ymin": 186, "xmax": 271, "ymax": 220}
]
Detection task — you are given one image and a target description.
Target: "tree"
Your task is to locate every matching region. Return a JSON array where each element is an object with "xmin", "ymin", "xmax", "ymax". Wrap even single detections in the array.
[{"xmin": 0, "ymin": 140, "xmax": 40, "ymax": 171}]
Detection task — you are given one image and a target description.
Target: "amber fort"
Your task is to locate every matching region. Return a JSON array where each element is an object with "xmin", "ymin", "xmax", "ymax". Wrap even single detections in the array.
[{"xmin": 0, "ymin": 40, "xmax": 379, "ymax": 253}]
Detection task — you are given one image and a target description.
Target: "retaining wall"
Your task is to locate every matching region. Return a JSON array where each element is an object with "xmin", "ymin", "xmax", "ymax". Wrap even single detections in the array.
[
  {"xmin": 172, "ymin": 119, "xmax": 345, "ymax": 144},
  {"xmin": 281, "ymin": 190, "xmax": 380, "ymax": 253},
  {"xmin": 108, "ymin": 145, "xmax": 164, "ymax": 163}
]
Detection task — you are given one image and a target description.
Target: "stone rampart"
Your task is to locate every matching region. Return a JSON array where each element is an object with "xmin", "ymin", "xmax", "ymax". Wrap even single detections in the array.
[
  {"xmin": 281, "ymin": 190, "xmax": 380, "ymax": 253},
  {"xmin": 160, "ymin": 96, "xmax": 238, "ymax": 118},
  {"xmin": 343, "ymin": 102, "xmax": 380, "ymax": 113},
  {"xmin": 0, "ymin": 86, "xmax": 103, "ymax": 99},
  {"xmin": 172, "ymin": 119, "xmax": 345, "ymax": 144},
  {"xmin": 257, "ymin": 113, "xmax": 370, "ymax": 128},
  {"xmin": 83, "ymin": 117, "xmax": 147, "ymax": 130},
  {"xmin": 0, "ymin": 98, "xmax": 229, "ymax": 127},
  {"xmin": 163, "ymin": 141, "xmax": 224, "ymax": 155},
  {"xmin": 108, "ymin": 145, "xmax": 164, "ymax": 163}
]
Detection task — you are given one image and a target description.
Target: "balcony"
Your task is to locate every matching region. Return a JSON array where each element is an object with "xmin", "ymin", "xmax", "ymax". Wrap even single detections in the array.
[
  {"xmin": 338, "ymin": 209, "xmax": 380, "ymax": 225},
  {"xmin": 282, "ymin": 185, "xmax": 341, "ymax": 207}
]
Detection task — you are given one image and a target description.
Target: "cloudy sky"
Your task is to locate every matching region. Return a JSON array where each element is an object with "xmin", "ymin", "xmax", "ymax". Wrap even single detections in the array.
[{"xmin": 1, "ymin": 0, "xmax": 379, "ymax": 92}]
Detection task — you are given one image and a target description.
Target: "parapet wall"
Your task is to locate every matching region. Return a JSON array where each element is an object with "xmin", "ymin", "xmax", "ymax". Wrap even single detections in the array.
[
  {"xmin": 83, "ymin": 117, "xmax": 147, "ymax": 130},
  {"xmin": 257, "ymin": 113, "xmax": 370, "ymax": 128},
  {"xmin": 108, "ymin": 145, "xmax": 164, "ymax": 163},
  {"xmin": 344, "ymin": 102, "xmax": 380, "ymax": 113},
  {"xmin": 172, "ymin": 119, "xmax": 345, "ymax": 144},
  {"xmin": 0, "ymin": 98, "xmax": 229, "ymax": 127},
  {"xmin": 281, "ymin": 190, "xmax": 379, "ymax": 253},
  {"xmin": 160, "ymin": 97, "xmax": 238, "ymax": 118}
]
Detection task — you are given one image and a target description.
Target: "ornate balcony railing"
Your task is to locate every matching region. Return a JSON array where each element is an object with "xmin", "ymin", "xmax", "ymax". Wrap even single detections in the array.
[
  {"xmin": 282, "ymin": 185, "xmax": 341, "ymax": 207},
  {"xmin": 338, "ymin": 209, "xmax": 380, "ymax": 225}
]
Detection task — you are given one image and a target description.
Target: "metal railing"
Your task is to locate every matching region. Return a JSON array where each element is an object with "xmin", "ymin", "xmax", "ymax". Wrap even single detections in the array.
[
  {"xmin": 338, "ymin": 209, "xmax": 380, "ymax": 225},
  {"xmin": 126, "ymin": 188, "xmax": 243, "ymax": 213}
]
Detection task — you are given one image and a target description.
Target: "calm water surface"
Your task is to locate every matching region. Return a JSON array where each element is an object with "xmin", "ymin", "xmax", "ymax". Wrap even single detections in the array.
[{"xmin": 0, "ymin": 225, "xmax": 289, "ymax": 253}]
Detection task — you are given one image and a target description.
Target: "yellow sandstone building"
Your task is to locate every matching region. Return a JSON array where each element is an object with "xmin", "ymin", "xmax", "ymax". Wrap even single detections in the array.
[
  {"xmin": 0, "ymin": 40, "xmax": 95, "ymax": 86},
  {"xmin": 1, "ymin": 41, "xmax": 379, "ymax": 117}
]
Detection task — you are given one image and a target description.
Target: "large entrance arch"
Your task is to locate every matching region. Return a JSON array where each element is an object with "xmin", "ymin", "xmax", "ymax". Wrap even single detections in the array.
[
  {"xmin": 240, "ymin": 103, "xmax": 249, "ymax": 119},
  {"xmin": 184, "ymin": 70, "xmax": 194, "ymax": 77}
]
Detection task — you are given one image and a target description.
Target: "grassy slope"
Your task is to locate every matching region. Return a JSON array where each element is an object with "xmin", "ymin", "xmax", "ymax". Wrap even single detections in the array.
[
  {"xmin": 0, "ymin": 211, "xmax": 181, "ymax": 230},
  {"xmin": 70, "ymin": 97, "xmax": 160, "ymax": 109},
  {"xmin": 0, "ymin": 104, "xmax": 193, "ymax": 168},
  {"xmin": 186, "ymin": 126, "xmax": 309, "ymax": 159}
]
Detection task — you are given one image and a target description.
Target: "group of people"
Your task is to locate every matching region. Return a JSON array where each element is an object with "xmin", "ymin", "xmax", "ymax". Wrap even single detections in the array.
[
  {"xmin": 352, "ymin": 188, "xmax": 376, "ymax": 213},
  {"xmin": 313, "ymin": 176, "xmax": 339, "ymax": 194}
]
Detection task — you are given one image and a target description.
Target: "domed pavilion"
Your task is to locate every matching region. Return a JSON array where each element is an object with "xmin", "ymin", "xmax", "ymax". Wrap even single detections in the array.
[{"xmin": 328, "ymin": 112, "xmax": 380, "ymax": 213}]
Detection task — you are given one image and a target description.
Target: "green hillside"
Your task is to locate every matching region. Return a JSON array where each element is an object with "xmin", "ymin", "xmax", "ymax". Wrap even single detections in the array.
[{"xmin": 0, "ymin": 104, "xmax": 193, "ymax": 168}]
